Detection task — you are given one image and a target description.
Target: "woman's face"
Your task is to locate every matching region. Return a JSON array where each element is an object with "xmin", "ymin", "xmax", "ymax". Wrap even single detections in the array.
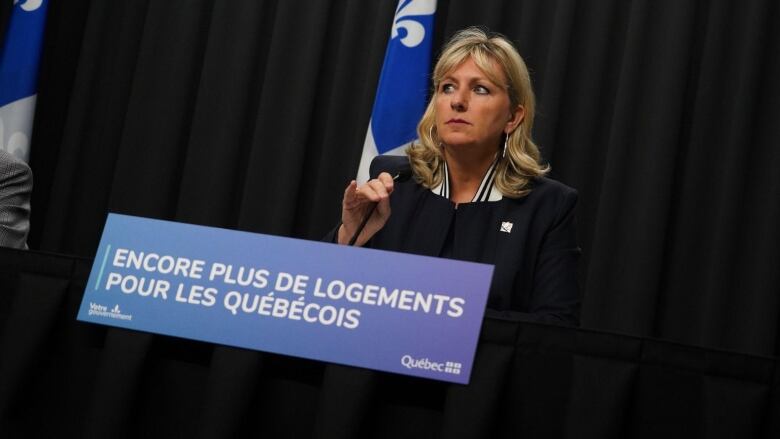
[{"xmin": 435, "ymin": 57, "xmax": 523, "ymax": 154}]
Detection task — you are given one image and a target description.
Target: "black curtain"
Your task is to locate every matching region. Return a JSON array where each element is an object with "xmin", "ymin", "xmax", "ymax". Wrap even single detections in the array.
[{"xmin": 20, "ymin": 0, "xmax": 780, "ymax": 356}]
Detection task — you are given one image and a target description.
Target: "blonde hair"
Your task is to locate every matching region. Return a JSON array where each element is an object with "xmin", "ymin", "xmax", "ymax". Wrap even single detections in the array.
[{"xmin": 407, "ymin": 27, "xmax": 549, "ymax": 198}]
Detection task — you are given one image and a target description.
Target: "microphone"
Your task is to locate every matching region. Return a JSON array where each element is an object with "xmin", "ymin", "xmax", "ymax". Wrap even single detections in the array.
[
  {"xmin": 348, "ymin": 169, "xmax": 411, "ymax": 246},
  {"xmin": 391, "ymin": 168, "xmax": 413, "ymax": 183}
]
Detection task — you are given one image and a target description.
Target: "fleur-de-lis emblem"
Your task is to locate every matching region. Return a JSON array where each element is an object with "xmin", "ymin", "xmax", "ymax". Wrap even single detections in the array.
[
  {"xmin": 391, "ymin": 0, "xmax": 436, "ymax": 48},
  {"xmin": 14, "ymin": 0, "xmax": 44, "ymax": 12}
]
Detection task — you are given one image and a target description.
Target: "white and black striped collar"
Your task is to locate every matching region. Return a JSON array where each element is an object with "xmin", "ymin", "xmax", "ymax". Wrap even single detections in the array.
[{"xmin": 431, "ymin": 158, "xmax": 503, "ymax": 202}]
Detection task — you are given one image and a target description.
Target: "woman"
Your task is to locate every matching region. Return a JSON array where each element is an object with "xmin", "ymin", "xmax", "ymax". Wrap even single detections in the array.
[{"xmin": 335, "ymin": 27, "xmax": 580, "ymax": 325}]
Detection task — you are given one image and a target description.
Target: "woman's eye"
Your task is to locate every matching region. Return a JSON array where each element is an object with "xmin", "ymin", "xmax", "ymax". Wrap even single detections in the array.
[
  {"xmin": 474, "ymin": 85, "xmax": 490, "ymax": 95},
  {"xmin": 441, "ymin": 83, "xmax": 455, "ymax": 93}
]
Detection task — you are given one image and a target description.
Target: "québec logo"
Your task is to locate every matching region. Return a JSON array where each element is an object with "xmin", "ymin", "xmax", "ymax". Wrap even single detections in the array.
[{"xmin": 400, "ymin": 354, "xmax": 461, "ymax": 375}]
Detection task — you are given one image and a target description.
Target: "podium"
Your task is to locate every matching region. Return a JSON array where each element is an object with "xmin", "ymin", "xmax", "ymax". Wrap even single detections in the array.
[{"xmin": 1, "ymin": 247, "xmax": 778, "ymax": 437}]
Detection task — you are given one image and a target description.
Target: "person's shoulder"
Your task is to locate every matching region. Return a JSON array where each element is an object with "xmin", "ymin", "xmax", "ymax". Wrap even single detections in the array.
[
  {"xmin": 0, "ymin": 149, "xmax": 32, "ymax": 179},
  {"xmin": 369, "ymin": 155, "xmax": 411, "ymax": 179},
  {"xmin": 504, "ymin": 176, "xmax": 577, "ymax": 214},
  {"xmin": 530, "ymin": 176, "xmax": 577, "ymax": 198}
]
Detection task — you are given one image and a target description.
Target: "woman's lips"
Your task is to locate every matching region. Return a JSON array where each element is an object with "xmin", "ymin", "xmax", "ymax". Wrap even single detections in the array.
[{"xmin": 446, "ymin": 118, "xmax": 471, "ymax": 124}]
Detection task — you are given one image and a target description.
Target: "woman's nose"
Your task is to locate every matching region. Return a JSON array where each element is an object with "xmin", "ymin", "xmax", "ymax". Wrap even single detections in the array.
[{"xmin": 450, "ymin": 89, "xmax": 468, "ymax": 111}]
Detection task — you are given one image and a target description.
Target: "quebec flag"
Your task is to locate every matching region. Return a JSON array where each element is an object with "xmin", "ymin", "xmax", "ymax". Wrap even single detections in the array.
[
  {"xmin": 357, "ymin": 0, "xmax": 436, "ymax": 183},
  {"xmin": 0, "ymin": 0, "xmax": 48, "ymax": 162}
]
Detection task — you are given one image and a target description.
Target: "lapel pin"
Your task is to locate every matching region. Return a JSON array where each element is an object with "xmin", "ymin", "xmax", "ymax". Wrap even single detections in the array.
[{"xmin": 500, "ymin": 221, "xmax": 513, "ymax": 233}]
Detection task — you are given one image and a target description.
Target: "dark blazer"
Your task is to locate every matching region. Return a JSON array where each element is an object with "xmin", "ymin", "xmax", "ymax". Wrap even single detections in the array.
[
  {"xmin": 364, "ymin": 155, "xmax": 581, "ymax": 326},
  {"xmin": 0, "ymin": 149, "xmax": 32, "ymax": 249}
]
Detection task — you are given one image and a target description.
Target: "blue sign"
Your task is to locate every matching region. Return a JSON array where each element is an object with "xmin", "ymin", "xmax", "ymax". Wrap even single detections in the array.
[{"xmin": 77, "ymin": 214, "xmax": 494, "ymax": 384}]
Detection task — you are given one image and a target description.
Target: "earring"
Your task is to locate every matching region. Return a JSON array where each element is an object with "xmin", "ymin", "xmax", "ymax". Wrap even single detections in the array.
[{"xmin": 502, "ymin": 133, "xmax": 509, "ymax": 158}]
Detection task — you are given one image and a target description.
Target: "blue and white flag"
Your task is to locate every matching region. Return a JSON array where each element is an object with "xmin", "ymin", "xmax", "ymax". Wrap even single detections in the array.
[
  {"xmin": 357, "ymin": 0, "xmax": 436, "ymax": 183},
  {"xmin": 0, "ymin": 0, "xmax": 48, "ymax": 162}
]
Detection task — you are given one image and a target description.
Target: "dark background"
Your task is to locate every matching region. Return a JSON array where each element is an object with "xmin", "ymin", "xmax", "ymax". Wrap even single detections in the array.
[{"xmin": 2, "ymin": 0, "xmax": 778, "ymax": 356}]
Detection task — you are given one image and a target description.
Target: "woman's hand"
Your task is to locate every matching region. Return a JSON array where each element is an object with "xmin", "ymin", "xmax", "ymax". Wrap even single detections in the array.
[{"xmin": 337, "ymin": 172, "xmax": 395, "ymax": 246}]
